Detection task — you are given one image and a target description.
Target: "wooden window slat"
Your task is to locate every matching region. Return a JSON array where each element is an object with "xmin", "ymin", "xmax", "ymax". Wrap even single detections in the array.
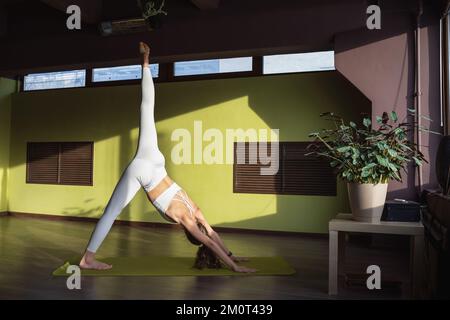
[
  {"xmin": 26, "ymin": 141, "xmax": 93, "ymax": 186},
  {"xmin": 26, "ymin": 142, "xmax": 59, "ymax": 184},
  {"xmin": 233, "ymin": 141, "xmax": 336, "ymax": 196},
  {"xmin": 60, "ymin": 142, "xmax": 93, "ymax": 185}
]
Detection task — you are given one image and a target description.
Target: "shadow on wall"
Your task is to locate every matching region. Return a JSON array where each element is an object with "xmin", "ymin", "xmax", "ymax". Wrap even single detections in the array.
[
  {"xmin": 334, "ymin": 5, "xmax": 438, "ymax": 53},
  {"xmin": 423, "ymin": 21, "xmax": 444, "ymax": 190},
  {"xmin": 334, "ymin": 5, "xmax": 443, "ymax": 199},
  {"xmin": 10, "ymin": 72, "xmax": 370, "ymax": 168},
  {"xmin": 242, "ymin": 72, "xmax": 370, "ymax": 232},
  {"xmin": 158, "ymin": 71, "xmax": 371, "ymax": 232},
  {"xmin": 388, "ymin": 21, "xmax": 417, "ymax": 200},
  {"xmin": 10, "ymin": 71, "xmax": 371, "ymax": 233},
  {"xmin": 0, "ymin": 168, "xmax": 7, "ymax": 210},
  {"xmin": 9, "ymin": 76, "xmax": 269, "ymax": 169}
]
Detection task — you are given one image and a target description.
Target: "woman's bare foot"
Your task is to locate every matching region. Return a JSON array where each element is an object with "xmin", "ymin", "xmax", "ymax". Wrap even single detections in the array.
[
  {"xmin": 79, "ymin": 251, "xmax": 112, "ymax": 270},
  {"xmin": 139, "ymin": 41, "xmax": 150, "ymax": 67}
]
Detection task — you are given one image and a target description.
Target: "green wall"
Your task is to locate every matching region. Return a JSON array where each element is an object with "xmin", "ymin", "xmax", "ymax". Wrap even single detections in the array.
[
  {"xmin": 0, "ymin": 78, "xmax": 16, "ymax": 212},
  {"xmin": 8, "ymin": 72, "xmax": 370, "ymax": 233}
]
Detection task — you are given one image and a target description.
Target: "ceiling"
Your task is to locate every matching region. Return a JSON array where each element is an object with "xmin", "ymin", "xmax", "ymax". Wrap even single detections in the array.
[{"xmin": 0, "ymin": 0, "xmax": 443, "ymax": 76}]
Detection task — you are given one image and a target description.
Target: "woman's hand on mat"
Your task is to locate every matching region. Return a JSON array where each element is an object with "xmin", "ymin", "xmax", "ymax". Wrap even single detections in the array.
[
  {"xmin": 231, "ymin": 256, "xmax": 249, "ymax": 263},
  {"xmin": 232, "ymin": 265, "xmax": 257, "ymax": 273}
]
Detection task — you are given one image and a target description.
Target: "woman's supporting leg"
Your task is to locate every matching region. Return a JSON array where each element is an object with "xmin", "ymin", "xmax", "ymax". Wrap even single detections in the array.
[{"xmin": 86, "ymin": 165, "xmax": 141, "ymax": 253}]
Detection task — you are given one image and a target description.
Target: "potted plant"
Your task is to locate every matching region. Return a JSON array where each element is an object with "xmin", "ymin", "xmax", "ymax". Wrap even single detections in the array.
[{"xmin": 307, "ymin": 111, "xmax": 427, "ymax": 223}]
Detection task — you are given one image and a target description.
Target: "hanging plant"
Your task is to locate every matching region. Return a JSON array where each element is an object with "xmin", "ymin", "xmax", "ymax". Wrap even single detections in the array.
[{"xmin": 138, "ymin": 0, "xmax": 168, "ymax": 30}]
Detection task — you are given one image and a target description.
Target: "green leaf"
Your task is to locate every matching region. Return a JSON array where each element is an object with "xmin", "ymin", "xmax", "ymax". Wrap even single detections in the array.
[
  {"xmin": 362, "ymin": 163, "xmax": 377, "ymax": 171},
  {"xmin": 349, "ymin": 121, "xmax": 357, "ymax": 128},
  {"xmin": 390, "ymin": 111, "xmax": 398, "ymax": 122},
  {"xmin": 376, "ymin": 154, "xmax": 389, "ymax": 167},
  {"xmin": 412, "ymin": 156, "xmax": 422, "ymax": 166},
  {"xmin": 402, "ymin": 144, "xmax": 414, "ymax": 152},
  {"xmin": 361, "ymin": 170, "xmax": 371, "ymax": 178},
  {"xmin": 388, "ymin": 163, "xmax": 398, "ymax": 172},
  {"xmin": 397, "ymin": 131, "xmax": 407, "ymax": 140},
  {"xmin": 376, "ymin": 142, "xmax": 386, "ymax": 150},
  {"xmin": 392, "ymin": 170, "xmax": 401, "ymax": 181},
  {"xmin": 387, "ymin": 149, "xmax": 398, "ymax": 158},
  {"xmin": 337, "ymin": 146, "xmax": 351, "ymax": 153},
  {"xmin": 363, "ymin": 118, "xmax": 371, "ymax": 128}
]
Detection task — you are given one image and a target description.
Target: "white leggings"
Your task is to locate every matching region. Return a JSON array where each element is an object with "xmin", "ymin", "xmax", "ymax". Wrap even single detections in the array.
[{"xmin": 86, "ymin": 66, "xmax": 185, "ymax": 253}]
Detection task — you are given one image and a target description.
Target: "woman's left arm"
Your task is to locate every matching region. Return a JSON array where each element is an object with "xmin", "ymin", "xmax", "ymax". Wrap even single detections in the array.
[
  {"xmin": 195, "ymin": 209, "xmax": 248, "ymax": 262},
  {"xmin": 210, "ymin": 232, "xmax": 248, "ymax": 262}
]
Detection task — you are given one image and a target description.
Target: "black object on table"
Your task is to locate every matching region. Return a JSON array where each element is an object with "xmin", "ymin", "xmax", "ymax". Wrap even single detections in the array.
[{"xmin": 381, "ymin": 199, "xmax": 421, "ymax": 222}]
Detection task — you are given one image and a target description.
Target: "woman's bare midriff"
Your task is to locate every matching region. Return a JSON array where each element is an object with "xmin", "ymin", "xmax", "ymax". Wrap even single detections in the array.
[
  {"xmin": 146, "ymin": 175, "xmax": 174, "ymax": 202},
  {"xmin": 146, "ymin": 175, "xmax": 196, "ymax": 224}
]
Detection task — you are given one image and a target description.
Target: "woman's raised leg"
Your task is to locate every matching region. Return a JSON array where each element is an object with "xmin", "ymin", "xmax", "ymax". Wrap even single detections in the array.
[{"xmin": 134, "ymin": 42, "xmax": 161, "ymax": 162}]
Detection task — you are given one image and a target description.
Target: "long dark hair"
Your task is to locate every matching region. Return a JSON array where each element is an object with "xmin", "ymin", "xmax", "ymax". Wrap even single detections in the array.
[{"xmin": 184, "ymin": 222, "xmax": 223, "ymax": 269}]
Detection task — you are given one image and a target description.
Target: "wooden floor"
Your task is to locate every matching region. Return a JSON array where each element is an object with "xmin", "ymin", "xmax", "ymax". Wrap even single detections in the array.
[{"xmin": 0, "ymin": 215, "xmax": 411, "ymax": 300}]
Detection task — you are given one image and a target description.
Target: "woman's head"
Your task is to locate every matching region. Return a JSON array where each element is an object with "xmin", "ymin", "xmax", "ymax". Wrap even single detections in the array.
[{"xmin": 184, "ymin": 222, "xmax": 223, "ymax": 269}]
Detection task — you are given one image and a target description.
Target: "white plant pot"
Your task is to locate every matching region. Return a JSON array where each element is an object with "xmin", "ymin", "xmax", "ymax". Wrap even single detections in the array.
[{"xmin": 347, "ymin": 182, "xmax": 388, "ymax": 223}]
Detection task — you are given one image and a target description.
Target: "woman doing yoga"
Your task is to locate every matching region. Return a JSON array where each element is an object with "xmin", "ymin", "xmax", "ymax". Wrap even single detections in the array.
[{"xmin": 79, "ymin": 42, "xmax": 257, "ymax": 273}]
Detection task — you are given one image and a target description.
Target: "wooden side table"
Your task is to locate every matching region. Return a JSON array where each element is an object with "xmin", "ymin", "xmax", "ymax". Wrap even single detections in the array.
[{"xmin": 328, "ymin": 213, "xmax": 424, "ymax": 298}]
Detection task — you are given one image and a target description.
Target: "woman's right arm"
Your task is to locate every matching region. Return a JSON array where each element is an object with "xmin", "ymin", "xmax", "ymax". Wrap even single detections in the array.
[{"xmin": 181, "ymin": 216, "xmax": 256, "ymax": 273}]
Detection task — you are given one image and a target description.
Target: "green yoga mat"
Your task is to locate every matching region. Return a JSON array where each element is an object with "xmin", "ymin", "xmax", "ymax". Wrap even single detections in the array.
[{"xmin": 52, "ymin": 256, "xmax": 295, "ymax": 277}]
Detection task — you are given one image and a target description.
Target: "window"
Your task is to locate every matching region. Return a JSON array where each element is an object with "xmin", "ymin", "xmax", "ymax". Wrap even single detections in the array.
[
  {"xmin": 174, "ymin": 57, "xmax": 253, "ymax": 76},
  {"xmin": 263, "ymin": 51, "xmax": 335, "ymax": 74},
  {"xmin": 23, "ymin": 70, "xmax": 86, "ymax": 91},
  {"xmin": 21, "ymin": 51, "xmax": 338, "ymax": 91},
  {"xmin": 27, "ymin": 142, "xmax": 93, "ymax": 186},
  {"xmin": 233, "ymin": 142, "xmax": 336, "ymax": 196},
  {"xmin": 92, "ymin": 64, "xmax": 159, "ymax": 82}
]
